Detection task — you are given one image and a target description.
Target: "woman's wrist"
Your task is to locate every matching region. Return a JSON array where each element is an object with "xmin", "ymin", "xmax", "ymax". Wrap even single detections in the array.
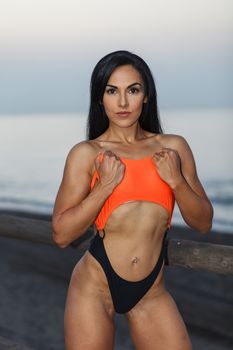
[
  {"xmin": 94, "ymin": 180, "xmax": 115, "ymax": 197},
  {"xmin": 169, "ymin": 175, "xmax": 185, "ymax": 190}
]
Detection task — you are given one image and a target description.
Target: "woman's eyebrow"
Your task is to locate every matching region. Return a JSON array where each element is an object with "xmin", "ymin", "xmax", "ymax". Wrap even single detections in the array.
[{"xmin": 106, "ymin": 82, "xmax": 142, "ymax": 89}]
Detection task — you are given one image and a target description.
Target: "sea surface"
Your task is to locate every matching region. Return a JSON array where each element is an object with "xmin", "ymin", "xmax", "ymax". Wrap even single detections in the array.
[{"xmin": 0, "ymin": 108, "xmax": 232, "ymax": 233}]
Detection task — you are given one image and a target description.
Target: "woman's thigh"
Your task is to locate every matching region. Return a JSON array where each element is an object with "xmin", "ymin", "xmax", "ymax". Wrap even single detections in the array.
[
  {"xmin": 126, "ymin": 290, "xmax": 192, "ymax": 350},
  {"xmin": 64, "ymin": 256, "xmax": 115, "ymax": 350}
]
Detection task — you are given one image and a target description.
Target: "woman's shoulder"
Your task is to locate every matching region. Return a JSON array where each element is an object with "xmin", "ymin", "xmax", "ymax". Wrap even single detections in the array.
[
  {"xmin": 158, "ymin": 133, "xmax": 190, "ymax": 151},
  {"xmin": 144, "ymin": 131, "xmax": 188, "ymax": 147},
  {"xmin": 65, "ymin": 140, "xmax": 98, "ymax": 169}
]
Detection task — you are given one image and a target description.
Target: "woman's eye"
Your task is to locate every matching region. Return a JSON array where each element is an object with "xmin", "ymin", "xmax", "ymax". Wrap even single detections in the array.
[
  {"xmin": 106, "ymin": 88, "xmax": 116, "ymax": 94},
  {"xmin": 129, "ymin": 87, "xmax": 140, "ymax": 94}
]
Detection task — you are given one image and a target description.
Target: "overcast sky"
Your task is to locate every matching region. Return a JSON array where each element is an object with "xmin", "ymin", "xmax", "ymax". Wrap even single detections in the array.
[{"xmin": 0, "ymin": 0, "xmax": 232, "ymax": 114}]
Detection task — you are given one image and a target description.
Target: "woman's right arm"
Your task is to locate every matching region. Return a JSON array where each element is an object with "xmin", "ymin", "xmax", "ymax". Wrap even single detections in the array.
[{"xmin": 52, "ymin": 143, "xmax": 124, "ymax": 248}]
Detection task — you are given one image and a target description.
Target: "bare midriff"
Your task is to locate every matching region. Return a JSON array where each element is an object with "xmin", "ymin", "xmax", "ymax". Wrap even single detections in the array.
[{"xmin": 92, "ymin": 200, "xmax": 169, "ymax": 283}]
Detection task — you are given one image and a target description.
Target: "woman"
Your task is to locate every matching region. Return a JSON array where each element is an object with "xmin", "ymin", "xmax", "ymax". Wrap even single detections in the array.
[{"xmin": 52, "ymin": 50, "xmax": 213, "ymax": 350}]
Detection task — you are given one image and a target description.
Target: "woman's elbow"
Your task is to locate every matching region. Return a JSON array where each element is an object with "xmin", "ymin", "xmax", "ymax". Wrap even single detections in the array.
[
  {"xmin": 198, "ymin": 204, "xmax": 214, "ymax": 234},
  {"xmin": 52, "ymin": 217, "xmax": 70, "ymax": 248},
  {"xmin": 52, "ymin": 231, "xmax": 69, "ymax": 248},
  {"xmin": 198, "ymin": 222, "xmax": 212, "ymax": 234}
]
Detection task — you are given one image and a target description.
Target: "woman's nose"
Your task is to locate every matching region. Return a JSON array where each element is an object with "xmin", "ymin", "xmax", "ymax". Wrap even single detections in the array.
[{"xmin": 118, "ymin": 93, "xmax": 128, "ymax": 107}]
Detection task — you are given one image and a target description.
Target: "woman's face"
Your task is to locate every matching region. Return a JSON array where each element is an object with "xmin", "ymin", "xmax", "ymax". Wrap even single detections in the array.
[{"xmin": 102, "ymin": 65, "xmax": 147, "ymax": 127}]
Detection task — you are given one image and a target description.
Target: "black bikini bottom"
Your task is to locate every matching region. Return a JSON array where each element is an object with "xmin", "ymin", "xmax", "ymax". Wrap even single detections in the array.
[{"xmin": 88, "ymin": 230, "xmax": 168, "ymax": 314}]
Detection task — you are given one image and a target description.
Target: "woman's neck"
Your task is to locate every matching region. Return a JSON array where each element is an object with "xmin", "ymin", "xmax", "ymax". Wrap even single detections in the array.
[{"xmin": 105, "ymin": 122, "xmax": 146, "ymax": 144}]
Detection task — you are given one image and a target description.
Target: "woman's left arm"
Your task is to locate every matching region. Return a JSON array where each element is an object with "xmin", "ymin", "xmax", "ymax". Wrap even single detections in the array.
[{"xmin": 153, "ymin": 135, "xmax": 213, "ymax": 233}]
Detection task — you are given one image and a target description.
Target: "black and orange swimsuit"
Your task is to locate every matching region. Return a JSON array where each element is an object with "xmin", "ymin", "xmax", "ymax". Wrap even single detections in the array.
[{"xmin": 88, "ymin": 153, "xmax": 175, "ymax": 313}]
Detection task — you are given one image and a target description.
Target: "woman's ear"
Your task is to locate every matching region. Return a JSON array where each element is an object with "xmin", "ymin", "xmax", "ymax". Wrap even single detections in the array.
[{"xmin": 143, "ymin": 96, "xmax": 148, "ymax": 103}]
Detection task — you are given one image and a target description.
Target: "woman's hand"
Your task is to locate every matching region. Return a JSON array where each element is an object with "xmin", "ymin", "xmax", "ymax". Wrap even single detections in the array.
[
  {"xmin": 152, "ymin": 137, "xmax": 213, "ymax": 233},
  {"xmin": 152, "ymin": 147, "xmax": 183, "ymax": 189},
  {"xmin": 94, "ymin": 150, "xmax": 125, "ymax": 191}
]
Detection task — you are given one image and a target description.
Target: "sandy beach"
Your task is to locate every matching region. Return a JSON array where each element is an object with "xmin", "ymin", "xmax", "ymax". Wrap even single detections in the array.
[{"xmin": 0, "ymin": 211, "xmax": 233, "ymax": 350}]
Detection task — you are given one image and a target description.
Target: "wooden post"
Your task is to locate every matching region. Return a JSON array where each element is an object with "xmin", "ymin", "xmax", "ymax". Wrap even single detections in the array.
[
  {"xmin": 0, "ymin": 214, "xmax": 54, "ymax": 245},
  {"xmin": 167, "ymin": 238, "xmax": 233, "ymax": 275}
]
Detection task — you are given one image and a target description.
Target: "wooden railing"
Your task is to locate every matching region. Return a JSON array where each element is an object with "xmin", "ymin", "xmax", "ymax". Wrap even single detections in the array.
[{"xmin": 0, "ymin": 212, "xmax": 232, "ymax": 275}]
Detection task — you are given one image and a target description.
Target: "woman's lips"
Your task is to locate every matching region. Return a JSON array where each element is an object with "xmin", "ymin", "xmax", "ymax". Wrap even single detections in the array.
[{"xmin": 116, "ymin": 112, "xmax": 130, "ymax": 117}]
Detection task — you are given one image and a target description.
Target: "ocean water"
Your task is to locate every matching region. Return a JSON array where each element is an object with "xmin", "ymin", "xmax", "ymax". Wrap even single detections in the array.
[{"xmin": 0, "ymin": 108, "xmax": 232, "ymax": 233}]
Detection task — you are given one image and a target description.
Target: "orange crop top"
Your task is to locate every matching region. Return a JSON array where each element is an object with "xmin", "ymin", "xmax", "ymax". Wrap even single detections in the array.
[{"xmin": 90, "ymin": 153, "xmax": 175, "ymax": 230}]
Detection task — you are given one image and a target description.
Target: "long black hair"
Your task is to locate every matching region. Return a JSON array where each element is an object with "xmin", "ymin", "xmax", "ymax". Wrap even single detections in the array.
[{"xmin": 86, "ymin": 50, "xmax": 163, "ymax": 140}]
